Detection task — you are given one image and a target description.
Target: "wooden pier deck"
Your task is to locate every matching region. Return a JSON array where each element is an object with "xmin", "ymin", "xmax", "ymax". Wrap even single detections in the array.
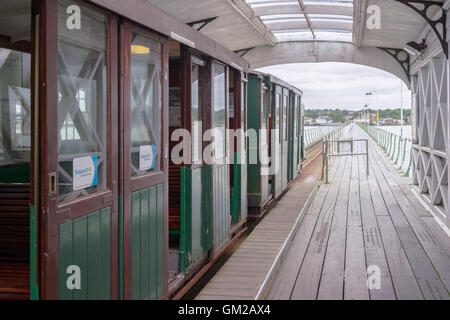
[
  {"xmin": 267, "ymin": 124, "xmax": 450, "ymax": 300},
  {"xmin": 196, "ymin": 124, "xmax": 450, "ymax": 300},
  {"xmin": 195, "ymin": 158, "xmax": 321, "ymax": 300}
]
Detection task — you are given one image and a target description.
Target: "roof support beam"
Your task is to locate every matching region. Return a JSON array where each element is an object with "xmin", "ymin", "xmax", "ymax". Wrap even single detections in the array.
[
  {"xmin": 354, "ymin": 0, "xmax": 368, "ymax": 47},
  {"xmin": 225, "ymin": 0, "xmax": 277, "ymax": 46},
  {"xmin": 187, "ymin": 17, "xmax": 218, "ymax": 31},
  {"xmin": 233, "ymin": 47, "xmax": 255, "ymax": 57},
  {"xmin": 252, "ymin": 3, "xmax": 353, "ymax": 17},
  {"xmin": 267, "ymin": 20, "xmax": 352, "ymax": 32},
  {"xmin": 298, "ymin": 0, "xmax": 315, "ymax": 39}
]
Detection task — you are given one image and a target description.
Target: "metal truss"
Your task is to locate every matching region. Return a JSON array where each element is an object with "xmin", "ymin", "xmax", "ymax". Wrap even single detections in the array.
[
  {"xmin": 411, "ymin": 53, "xmax": 448, "ymax": 223},
  {"xmin": 394, "ymin": 0, "xmax": 448, "ymax": 58},
  {"xmin": 233, "ymin": 47, "xmax": 255, "ymax": 57},
  {"xmin": 378, "ymin": 47, "xmax": 411, "ymax": 82},
  {"xmin": 187, "ymin": 17, "xmax": 218, "ymax": 32}
]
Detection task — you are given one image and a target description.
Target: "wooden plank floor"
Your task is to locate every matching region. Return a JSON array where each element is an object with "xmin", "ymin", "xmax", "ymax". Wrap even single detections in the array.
[
  {"xmin": 195, "ymin": 167, "xmax": 320, "ymax": 299},
  {"xmin": 267, "ymin": 124, "xmax": 450, "ymax": 300}
]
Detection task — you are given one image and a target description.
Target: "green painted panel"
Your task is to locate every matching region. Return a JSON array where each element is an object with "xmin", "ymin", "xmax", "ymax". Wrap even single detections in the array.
[
  {"xmin": 30, "ymin": 205, "xmax": 38, "ymax": 300},
  {"xmin": 272, "ymin": 85, "xmax": 282, "ymax": 198},
  {"xmin": 230, "ymin": 152, "xmax": 241, "ymax": 224},
  {"xmin": 0, "ymin": 163, "xmax": 30, "ymax": 183},
  {"xmin": 202, "ymin": 166, "xmax": 213, "ymax": 250},
  {"xmin": 214, "ymin": 164, "xmax": 230, "ymax": 249},
  {"xmin": 247, "ymin": 77, "xmax": 260, "ymax": 195},
  {"xmin": 179, "ymin": 167, "xmax": 191, "ymax": 272},
  {"xmin": 179, "ymin": 166, "xmax": 212, "ymax": 272},
  {"xmin": 156, "ymin": 184, "xmax": 164, "ymax": 298},
  {"xmin": 288, "ymin": 94, "xmax": 295, "ymax": 182},
  {"xmin": 240, "ymin": 151, "xmax": 248, "ymax": 221},
  {"xmin": 118, "ymin": 195, "xmax": 123, "ymax": 300},
  {"xmin": 58, "ymin": 208, "xmax": 111, "ymax": 300},
  {"xmin": 131, "ymin": 184, "xmax": 164, "ymax": 300}
]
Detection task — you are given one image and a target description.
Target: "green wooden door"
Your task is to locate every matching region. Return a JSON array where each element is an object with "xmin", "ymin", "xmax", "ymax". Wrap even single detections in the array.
[
  {"xmin": 121, "ymin": 22, "xmax": 168, "ymax": 300},
  {"xmin": 44, "ymin": 1, "xmax": 119, "ymax": 299}
]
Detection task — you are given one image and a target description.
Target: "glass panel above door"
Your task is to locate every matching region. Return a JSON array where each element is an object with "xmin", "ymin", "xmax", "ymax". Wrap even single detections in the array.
[
  {"xmin": 130, "ymin": 32, "xmax": 162, "ymax": 176},
  {"xmin": 191, "ymin": 63, "xmax": 204, "ymax": 165},
  {"xmin": 213, "ymin": 63, "xmax": 226, "ymax": 162},
  {"xmin": 57, "ymin": 0, "xmax": 108, "ymax": 203},
  {"xmin": 0, "ymin": 49, "xmax": 31, "ymax": 166}
]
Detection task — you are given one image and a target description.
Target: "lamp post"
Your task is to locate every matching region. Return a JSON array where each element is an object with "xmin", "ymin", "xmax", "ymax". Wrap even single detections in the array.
[{"xmin": 365, "ymin": 90, "xmax": 376, "ymax": 131}]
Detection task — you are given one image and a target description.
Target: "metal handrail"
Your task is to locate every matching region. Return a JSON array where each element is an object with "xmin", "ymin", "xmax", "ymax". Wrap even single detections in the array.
[
  {"xmin": 321, "ymin": 137, "xmax": 369, "ymax": 184},
  {"xmin": 304, "ymin": 125, "xmax": 343, "ymax": 148},
  {"xmin": 361, "ymin": 124, "xmax": 413, "ymax": 177}
]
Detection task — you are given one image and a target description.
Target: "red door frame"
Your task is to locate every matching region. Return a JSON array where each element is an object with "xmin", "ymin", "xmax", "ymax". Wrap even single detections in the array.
[
  {"xmin": 38, "ymin": 0, "xmax": 119, "ymax": 299},
  {"xmin": 120, "ymin": 20, "xmax": 169, "ymax": 300}
]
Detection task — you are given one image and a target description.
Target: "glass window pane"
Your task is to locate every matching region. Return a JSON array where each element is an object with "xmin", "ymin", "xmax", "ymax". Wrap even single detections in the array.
[
  {"xmin": 283, "ymin": 94, "xmax": 288, "ymax": 140},
  {"xmin": 130, "ymin": 33, "xmax": 162, "ymax": 176},
  {"xmin": 192, "ymin": 64, "xmax": 203, "ymax": 164},
  {"xmin": 241, "ymin": 81, "xmax": 246, "ymax": 150},
  {"xmin": 0, "ymin": 49, "xmax": 31, "ymax": 165},
  {"xmin": 57, "ymin": 0, "xmax": 108, "ymax": 203},
  {"xmin": 275, "ymin": 92, "xmax": 281, "ymax": 129},
  {"xmin": 294, "ymin": 97, "xmax": 298, "ymax": 134},
  {"xmin": 213, "ymin": 64, "xmax": 226, "ymax": 161}
]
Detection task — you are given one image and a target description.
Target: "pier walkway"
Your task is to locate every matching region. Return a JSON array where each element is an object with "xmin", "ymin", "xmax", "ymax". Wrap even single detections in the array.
[{"xmin": 196, "ymin": 124, "xmax": 450, "ymax": 300}]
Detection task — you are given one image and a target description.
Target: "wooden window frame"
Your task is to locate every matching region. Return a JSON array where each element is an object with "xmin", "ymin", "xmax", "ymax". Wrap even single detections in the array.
[
  {"xmin": 211, "ymin": 60, "xmax": 228, "ymax": 163},
  {"xmin": 124, "ymin": 23, "xmax": 168, "ymax": 193}
]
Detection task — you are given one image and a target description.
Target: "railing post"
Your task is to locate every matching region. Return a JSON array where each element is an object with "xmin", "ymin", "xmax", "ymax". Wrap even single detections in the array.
[
  {"xmin": 394, "ymin": 136, "xmax": 402, "ymax": 164},
  {"xmin": 399, "ymin": 138, "xmax": 408, "ymax": 170},
  {"xmin": 405, "ymin": 147, "xmax": 413, "ymax": 177},
  {"xmin": 387, "ymin": 132, "xmax": 392, "ymax": 157},
  {"xmin": 366, "ymin": 139, "xmax": 369, "ymax": 175},
  {"xmin": 326, "ymin": 139, "xmax": 329, "ymax": 184},
  {"xmin": 390, "ymin": 134, "xmax": 397, "ymax": 161}
]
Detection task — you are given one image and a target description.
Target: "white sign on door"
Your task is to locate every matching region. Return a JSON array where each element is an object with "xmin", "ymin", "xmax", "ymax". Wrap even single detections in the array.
[
  {"xmin": 73, "ymin": 156, "xmax": 98, "ymax": 191},
  {"xmin": 139, "ymin": 145, "xmax": 155, "ymax": 171}
]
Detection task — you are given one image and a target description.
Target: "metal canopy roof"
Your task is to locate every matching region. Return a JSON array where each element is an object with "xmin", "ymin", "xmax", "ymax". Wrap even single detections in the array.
[
  {"xmin": 147, "ymin": 0, "xmax": 447, "ymax": 85},
  {"xmin": 247, "ymin": 0, "xmax": 354, "ymax": 42},
  {"xmin": 148, "ymin": 0, "xmax": 440, "ymax": 50}
]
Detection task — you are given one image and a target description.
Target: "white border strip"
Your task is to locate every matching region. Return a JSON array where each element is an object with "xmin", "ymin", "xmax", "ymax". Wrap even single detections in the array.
[
  {"xmin": 254, "ymin": 181, "xmax": 321, "ymax": 300},
  {"xmin": 410, "ymin": 186, "xmax": 450, "ymax": 238},
  {"xmin": 170, "ymin": 32, "xmax": 195, "ymax": 48}
]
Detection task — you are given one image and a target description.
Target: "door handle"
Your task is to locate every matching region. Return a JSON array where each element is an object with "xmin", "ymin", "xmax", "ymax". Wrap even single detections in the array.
[{"xmin": 49, "ymin": 172, "xmax": 57, "ymax": 196}]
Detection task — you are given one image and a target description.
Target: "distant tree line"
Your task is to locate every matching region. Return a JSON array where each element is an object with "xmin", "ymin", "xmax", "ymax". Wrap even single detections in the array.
[{"xmin": 305, "ymin": 108, "xmax": 411, "ymax": 123}]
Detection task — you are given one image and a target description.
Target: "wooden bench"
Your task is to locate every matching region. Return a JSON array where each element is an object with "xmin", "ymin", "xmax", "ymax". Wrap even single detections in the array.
[{"xmin": 0, "ymin": 184, "xmax": 30, "ymax": 300}]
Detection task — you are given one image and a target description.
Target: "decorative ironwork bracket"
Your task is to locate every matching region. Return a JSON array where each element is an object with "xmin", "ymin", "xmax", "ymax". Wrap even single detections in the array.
[
  {"xmin": 378, "ymin": 47, "xmax": 411, "ymax": 82},
  {"xmin": 394, "ymin": 0, "xmax": 448, "ymax": 58},
  {"xmin": 233, "ymin": 47, "xmax": 255, "ymax": 57},
  {"xmin": 187, "ymin": 17, "xmax": 218, "ymax": 31}
]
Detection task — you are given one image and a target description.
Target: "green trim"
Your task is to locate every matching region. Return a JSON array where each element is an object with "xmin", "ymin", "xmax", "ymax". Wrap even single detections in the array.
[
  {"xmin": 29, "ymin": 205, "xmax": 39, "ymax": 300},
  {"xmin": 179, "ymin": 167, "xmax": 191, "ymax": 272},
  {"xmin": 118, "ymin": 194, "xmax": 123, "ymax": 300},
  {"xmin": 246, "ymin": 77, "xmax": 261, "ymax": 195},
  {"xmin": 201, "ymin": 166, "xmax": 213, "ymax": 251},
  {"xmin": 230, "ymin": 152, "xmax": 241, "ymax": 224}
]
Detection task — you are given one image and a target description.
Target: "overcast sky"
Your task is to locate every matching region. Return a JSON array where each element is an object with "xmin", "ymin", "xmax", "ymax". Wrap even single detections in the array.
[{"xmin": 257, "ymin": 62, "xmax": 411, "ymax": 111}]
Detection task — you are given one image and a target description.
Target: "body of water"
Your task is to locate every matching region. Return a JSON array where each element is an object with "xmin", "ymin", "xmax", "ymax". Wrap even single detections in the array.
[{"xmin": 376, "ymin": 125, "xmax": 412, "ymax": 139}]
